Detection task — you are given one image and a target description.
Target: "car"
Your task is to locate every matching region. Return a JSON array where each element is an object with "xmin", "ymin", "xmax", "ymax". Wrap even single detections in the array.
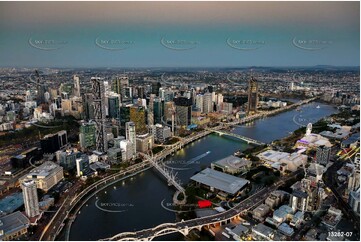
[{"xmin": 222, "ymin": 232, "xmax": 230, "ymax": 238}]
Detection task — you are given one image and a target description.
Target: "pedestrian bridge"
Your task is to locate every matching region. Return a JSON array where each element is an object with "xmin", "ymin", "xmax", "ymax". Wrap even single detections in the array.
[
  {"xmin": 206, "ymin": 128, "xmax": 265, "ymax": 146},
  {"xmin": 142, "ymin": 153, "xmax": 185, "ymax": 194}
]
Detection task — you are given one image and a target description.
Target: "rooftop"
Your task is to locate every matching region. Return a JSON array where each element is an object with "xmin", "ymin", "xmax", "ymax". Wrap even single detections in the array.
[
  {"xmin": 0, "ymin": 211, "xmax": 30, "ymax": 239},
  {"xmin": 212, "ymin": 155, "xmax": 252, "ymax": 169},
  {"xmin": 26, "ymin": 161, "xmax": 61, "ymax": 178},
  {"xmin": 190, "ymin": 168, "xmax": 249, "ymax": 195},
  {"xmin": 0, "ymin": 193, "xmax": 24, "ymax": 215},
  {"xmin": 253, "ymin": 223, "xmax": 274, "ymax": 237}
]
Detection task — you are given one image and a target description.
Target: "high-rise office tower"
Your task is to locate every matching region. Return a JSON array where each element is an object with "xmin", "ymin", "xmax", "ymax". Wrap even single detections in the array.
[
  {"xmin": 151, "ymin": 82, "xmax": 161, "ymax": 96},
  {"xmin": 195, "ymin": 94, "xmax": 204, "ymax": 113},
  {"xmin": 125, "ymin": 121, "xmax": 136, "ymax": 158},
  {"xmin": 35, "ymin": 70, "xmax": 46, "ymax": 105},
  {"xmin": 137, "ymin": 86, "xmax": 145, "ymax": 98},
  {"xmin": 164, "ymin": 101, "xmax": 175, "ymax": 122},
  {"xmin": 129, "ymin": 106, "xmax": 147, "ymax": 134},
  {"xmin": 73, "ymin": 75, "xmax": 81, "ymax": 97},
  {"xmin": 91, "ymin": 77, "xmax": 108, "ymax": 153},
  {"xmin": 108, "ymin": 95, "xmax": 120, "ymax": 119},
  {"xmin": 148, "ymin": 94, "xmax": 155, "ymax": 126},
  {"xmin": 153, "ymin": 98, "xmax": 163, "ymax": 124},
  {"xmin": 112, "ymin": 76, "xmax": 129, "ymax": 102},
  {"xmin": 315, "ymin": 145, "xmax": 331, "ymax": 165},
  {"xmin": 174, "ymin": 97, "xmax": 192, "ymax": 126},
  {"xmin": 83, "ymin": 93, "xmax": 94, "ymax": 120},
  {"xmin": 247, "ymin": 77, "xmax": 259, "ymax": 115},
  {"xmin": 203, "ymin": 92, "xmax": 213, "ymax": 114},
  {"xmin": 21, "ymin": 180, "xmax": 40, "ymax": 218},
  {"xmin": 79, "ymin": 121, "xmax": 96, "ymax": 149},
  {"xmin": 40, "ymin": 130, "xmax": 68, "ymax": 153}
]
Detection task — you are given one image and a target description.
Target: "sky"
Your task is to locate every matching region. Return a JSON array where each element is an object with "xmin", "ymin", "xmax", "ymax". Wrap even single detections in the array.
[{"xmin": 0, "ymin": 1, "xmax": 359, "ymax": 68}]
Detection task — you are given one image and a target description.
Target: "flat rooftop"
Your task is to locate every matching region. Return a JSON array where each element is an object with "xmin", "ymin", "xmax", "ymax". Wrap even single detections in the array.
[
  {"xmin": 190, "ymin": 168, "xmax": 249, "ymax": 195},
  {"xmin": 26, "ymin": 161, "xmax": 61, "ymax": 178},
  {"xmin": 213, "ymin": 155, "xmax": 252, "ymax": 169},
  {"xmin": 0, "ymin": 211, "xmax": 30, "ymax": 239},
  {"xmin": 0, "ymin": 192, "xmax": 24, "ymax": 215}
]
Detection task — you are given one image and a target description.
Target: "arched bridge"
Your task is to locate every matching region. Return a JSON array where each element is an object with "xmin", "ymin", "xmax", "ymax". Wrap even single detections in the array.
[{"xmin": 99, "ymin": 185, "xmax": 276, "ymax": 241}]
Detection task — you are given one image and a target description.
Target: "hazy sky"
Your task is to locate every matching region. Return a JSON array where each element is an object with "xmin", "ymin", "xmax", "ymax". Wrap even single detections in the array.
[{"xmin": 0, "ymin": 1, "xmax": 359, "ymax": 68}]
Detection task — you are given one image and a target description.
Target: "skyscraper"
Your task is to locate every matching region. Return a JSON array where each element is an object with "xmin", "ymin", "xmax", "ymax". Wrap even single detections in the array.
[
  {"xmin": 125, "ymin": 121, "xmax": 136, "ymax": 158},
  {"xmin": 21, "ymin": 180, "xmax": 40, "ymax": 218},
  {"xmin": 83, "ymin": 93, "xmax": 94, "ymax": 120},
  {"xmin": 174, "ymin": 97, "xmax": 192, "ymax": 127},
  {"xmin": 79, "ymin": 121, "xmax": 96, "ymax": 149},
  {"xmin": 151, "ymin": 82, "xmax": 161, "ymax": 96},
  {"xmin": 35, "ymin": 70, "xmax": 46, "ymax": 105},
  {"xmin": 147, "ymin": 94, "xmax": 156, "ymax": 126},
  {"xmin": 153, "ymin": 97, "xmax": 163, "ymax": 124},
  {"xmin": 91, "ymin": 77, "xmax": 108, "ymax": 153},
  {"xmin": 195, "ymin": 94, "xmax": 204, "ymax": 113},
  {"xmin": 247, "ymin": 77, "xmax": 259, "ymax": 115},
  {"xmin": 108, "ymin": 95, "xmax": 120, "ymax": 119},
  {"xmin": 40, "ymin": 130, "xmax": 68, "ymax": 154},
  {"xmin": 129, "ymin": 106, "xmax": 147, "ymax": 134},
  {"xmin": 73, "ymin": 75, "xmax": 81, "ymax": 97},
  {"xmin": 203, "ymin": 92, "xmax": 213, "ymax": 114},
  {"xmin": 112, "ymin": 76, "xmax": 129, "ymax": 102}
]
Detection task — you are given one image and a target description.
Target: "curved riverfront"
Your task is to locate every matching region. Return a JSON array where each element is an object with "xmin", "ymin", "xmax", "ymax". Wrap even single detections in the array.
[{"xmin": 68, "ymin": 101, "xmax": 337, "ymax": 241}]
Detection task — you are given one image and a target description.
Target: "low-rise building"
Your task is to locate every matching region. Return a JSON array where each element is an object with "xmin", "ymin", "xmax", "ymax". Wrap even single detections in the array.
[
  {"xmin": 252, "ymin": 223, "xmax": 274, "ymax": 240},
  {"xmin": 319, "ymin": 126, "xmax": 351, "ymax": 140},
  {"xmin": 190, "ymin": 168, "xmax": 249, "ymax": 198},
  {"xmin": 0, "ymin": 211, "xmax": 30, "ymax": 240},
  {"xmin": 321, "ymin": 207, "xmax": 342, "ymax": 228},
  {"xmin": 19, "ymin": 161, "xmax": 64, "ymax": 192},
  {"xmin": 0, "ymin": 192, "xmax": 23, "ymax": 216},
  {"xmin": 278, "ymin": 222, "xmax": 294, "ymax": 236},
  {"xmin": 290, "ymin": 211, "xmax": 304, "ymax": 228},
  {"xmin": 295, "ymin": 134, "xmax": 332, "ymax": 149},
  {"xmin": 253, "ymin": 204, "xmax": 271, "ymax": 221},
  {"xmin": 211, "ymin": 155, "xmax": 252, "ymax": 175},
  {"xmin": 272, "ymin": 205, "xmax": 293, "ymax": 223},
  {"xmin": 257, "ymin": 150, "xmax": 307, "ymax": 172}
]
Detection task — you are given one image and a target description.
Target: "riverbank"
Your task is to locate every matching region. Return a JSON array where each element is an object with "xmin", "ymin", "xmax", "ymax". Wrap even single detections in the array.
[{"xmin": 68, "ymin": 100, "xmax": 337, "ymax": 241}]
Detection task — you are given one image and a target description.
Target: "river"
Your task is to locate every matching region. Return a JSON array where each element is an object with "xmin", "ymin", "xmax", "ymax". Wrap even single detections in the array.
[{"xmin": 69, "ymin": 101, "xmax": 337, "ymax": 241}]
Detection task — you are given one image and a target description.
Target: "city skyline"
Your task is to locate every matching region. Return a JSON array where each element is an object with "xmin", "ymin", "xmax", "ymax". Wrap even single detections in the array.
[{"xmin": 0, "ymin": 1, "xmax": 359, "ymax": 241}]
